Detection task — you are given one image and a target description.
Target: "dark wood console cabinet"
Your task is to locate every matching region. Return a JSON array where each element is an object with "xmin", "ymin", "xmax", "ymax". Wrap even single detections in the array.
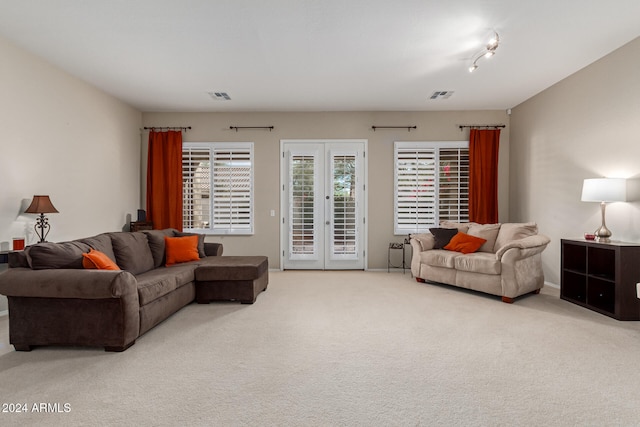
[{"xmin": 561, "ymin": 239, "xmax": 640, "ymax": 320}]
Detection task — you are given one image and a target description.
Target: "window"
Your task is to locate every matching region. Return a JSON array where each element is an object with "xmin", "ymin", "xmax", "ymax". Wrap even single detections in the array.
[
  {"xmin": 182, "ymin": 142, "xmax": 254, "ymax": 235},
  {"xmin": 394, "ymin": 141, "xmax": 469, "ymax": 234}
]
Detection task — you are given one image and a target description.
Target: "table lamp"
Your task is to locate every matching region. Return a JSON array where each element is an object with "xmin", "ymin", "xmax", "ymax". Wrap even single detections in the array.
[
  {"xmin": 24, "ymin": 195, "xmax": 59, "ymax": 243},
  {"xmin": 581, "ymin": 178, "xmax": 626, "ymax": 242}
]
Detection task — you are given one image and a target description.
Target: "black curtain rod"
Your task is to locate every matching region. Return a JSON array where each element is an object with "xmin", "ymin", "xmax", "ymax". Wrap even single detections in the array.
[
  {"xmin": 144, "ymin": 126, "xmax": 191, "ymax": 131},
  {"xmin": 372, "ymin": 126, "xmax": 417, "ymax": 132},
  {"xmin": 458, "ymin": 124, "xmax": 505, "ymax": 131},
  {"xmin": 230, "ymin": 126, "xmax": 274, "ymax": 132}
]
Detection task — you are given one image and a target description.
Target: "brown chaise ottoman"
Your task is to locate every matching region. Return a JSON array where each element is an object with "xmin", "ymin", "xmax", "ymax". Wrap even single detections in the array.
[{"xmin": 195, "ymin": 256, "xmax": 268, "ymax": 304}]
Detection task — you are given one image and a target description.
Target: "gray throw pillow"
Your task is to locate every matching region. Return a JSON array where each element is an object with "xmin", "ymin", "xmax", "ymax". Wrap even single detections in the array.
[
  {"xmin": 109, "ymin": 232, "xmax": 155, "ymax": 275},
  {"xmin": 27, "ymin": 241, "xmax": 90, "ymax": 270},
  {"xmin": 143, "ymin": 229, "xmax": 176, "ymax": 268},
  {"xmin": 429, "ymin": 228, "xmax": 458, "ymax": 249},
  {"xmin": 78, "ymin": 233, "xmax": 117, "ymax": 263}
]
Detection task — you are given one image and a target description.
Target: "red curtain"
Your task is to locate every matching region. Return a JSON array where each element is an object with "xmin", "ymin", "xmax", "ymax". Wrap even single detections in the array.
[
  {"xmin": 468, "ymin": 129, "xmax": 500, "ymax": 224},
  {"xmin": 146, "ymin": 130, "xmax": 183, "ymax": 231}
]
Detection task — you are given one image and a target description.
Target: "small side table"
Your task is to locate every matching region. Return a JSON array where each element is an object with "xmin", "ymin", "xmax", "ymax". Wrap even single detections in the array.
[
  {"xmin": 388, "ymin": 242, "xmax": 407, "ymax": 273},
  {"xmin": 130, "ymin": 221, "xmax": 153, "ymax": 232}
]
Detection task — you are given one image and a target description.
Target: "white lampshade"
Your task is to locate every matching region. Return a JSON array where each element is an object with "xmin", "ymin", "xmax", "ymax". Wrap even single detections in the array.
[{"xmin": 581, "ymin": 178, "xmax": 627, "ymax": 202}]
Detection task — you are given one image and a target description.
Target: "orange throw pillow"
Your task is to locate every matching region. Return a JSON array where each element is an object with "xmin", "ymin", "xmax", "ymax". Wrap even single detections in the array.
[
  {"xmin": 165, "ymin": 235, "xmax": 200, "ymax": 266},
  {"xmin": 82, "ymin": 249, "xmax": 120, "ymax": 270},
  {"xmin": 444, "ymin": 232, "xmax": 487, "ymax": 254}
]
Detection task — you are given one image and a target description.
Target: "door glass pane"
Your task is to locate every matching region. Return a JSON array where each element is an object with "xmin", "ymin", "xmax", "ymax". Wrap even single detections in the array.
[
  {"xmin": 331, "ymin": 154, "xmax": 357, "ymax": 258},
  {"xmin": 290, "ymin": 154, "xmax": 317, "ymax": 258}
]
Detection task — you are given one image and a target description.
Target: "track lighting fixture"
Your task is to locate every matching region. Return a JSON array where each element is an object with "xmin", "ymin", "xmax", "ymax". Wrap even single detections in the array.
[{"xmin": 469, "ymin": 31, "xmax": 500, "ymax": 72}]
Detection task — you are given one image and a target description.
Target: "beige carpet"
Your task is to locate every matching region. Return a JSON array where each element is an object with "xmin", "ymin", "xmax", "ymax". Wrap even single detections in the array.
[{"xmin": 1, "ymin": 271, "xmax": 640, "ymax": 426}]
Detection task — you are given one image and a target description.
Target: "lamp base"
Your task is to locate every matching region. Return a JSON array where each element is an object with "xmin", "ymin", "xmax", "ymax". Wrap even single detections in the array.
[
  {"xmin": 594, "ymin": 201, "xmax": 612, "ymax": 243},
  {"xmin": 34, "ymin": 213, "xmax": 51, "ymax": 243},
  {"xmin": 594, "ymin": 225, "xmax": 612, "ymax": 243}
]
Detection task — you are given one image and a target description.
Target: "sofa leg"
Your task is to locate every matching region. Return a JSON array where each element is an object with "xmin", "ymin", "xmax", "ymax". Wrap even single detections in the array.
[
  {"xmin": 532, "ymin": 289, "xmax": 541, "ymax": 294},
  {"xmin": 13, "ymin": 344, "xmax": 33, "ymax": 352},
  {"xmin": 501, "ymin": 296, "xmax": 514, "ymax": 304},
  {"xmin": 104, "ymin": 340, "xmax": 135, "ymax": 352},
  {"xmin": 415, "ymin": 278, "xmax": 426, "ymax": 283}
]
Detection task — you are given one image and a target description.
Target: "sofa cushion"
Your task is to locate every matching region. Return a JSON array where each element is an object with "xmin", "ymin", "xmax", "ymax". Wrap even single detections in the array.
[
  {"xmin": 467, "ymin": 223, "xmax": 501, "ymax": 253},
  {"xmin": 174, "ymin": 231, "xmax": 206, "ymax": 258},
  {"xmin": 109, "ymin": 232, "xmax": 155, "ymax": 275},
  {"xmin": 143, "ymin": 229, "xmax": 177, "ymax": 268},
  {"xmin": 454, "ymin": 252, "xmax": 501, "ymax": 275},
  {"xmin": 429, "ymin": 228, "xmax": 458, "ymax": 249},
  {"xmin": 78, "ymin": 233, "xmax": 117, "ymax": 263},
  {"xmin": 136, "ymin": 264, "xmax": 196, "ymax": 305},
  {"xmin": 82, "ymin": 249, "xmax": 120, "ymax": 270},
  {"xmin": 444, "ymin": 232, "xmax": 486, "ymax": 254},
  {"xmin": 194, "ymin": 256, "xmax": 269, "ymax": 281},
  {"xmin": 165, "ymin": 235, "xmax": 200, "ymax": 266},
  {"xmin": 27, "ymin": 241, "xmax": 90, "ymax": 270},
  {"xmin": 440, "ymin": 221, "xmax": 472, "ymax": 233},
  {"xmin": 421, "ymin": 249, "xmax": 461, "ymax": 269},
  {"xmin": 494, "ymin": 222, "xmax": 538, "ymax": 251}
]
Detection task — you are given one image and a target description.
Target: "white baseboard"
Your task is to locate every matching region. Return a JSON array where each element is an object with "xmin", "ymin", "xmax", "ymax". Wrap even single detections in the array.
[{"xmin": 544, "ymin": 281, "xmax": 560, "ymax": 289}]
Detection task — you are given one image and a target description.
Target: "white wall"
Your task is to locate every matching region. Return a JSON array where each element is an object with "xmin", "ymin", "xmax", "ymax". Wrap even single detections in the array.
[
  {"xmin": 143, "ymin": 110, "xmax": 510, "ymax": 269},
  {"xmin": 0, "ymin": 35, "xmax": 142, "ymax": 250},
  {"xmin": 510, "ymin": 37, "xmax": 640, "ymax": 285}
]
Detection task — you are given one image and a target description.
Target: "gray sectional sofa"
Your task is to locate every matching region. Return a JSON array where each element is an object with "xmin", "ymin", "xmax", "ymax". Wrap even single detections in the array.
[{"xmin": 0, "ymin": 228, "xmax": 267, "ymax": 352}]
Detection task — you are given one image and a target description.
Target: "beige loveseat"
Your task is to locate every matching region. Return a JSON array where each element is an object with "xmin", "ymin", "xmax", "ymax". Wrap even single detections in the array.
[{"xmin": 409, "ymin": 222, "xmax": 550, "ymax": 303}]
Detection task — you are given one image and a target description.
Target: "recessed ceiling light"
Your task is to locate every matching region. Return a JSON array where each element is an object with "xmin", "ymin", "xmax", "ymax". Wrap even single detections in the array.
[{"xmin": 207, "ymin": 91, "xmax": 231, "ymax": 101}]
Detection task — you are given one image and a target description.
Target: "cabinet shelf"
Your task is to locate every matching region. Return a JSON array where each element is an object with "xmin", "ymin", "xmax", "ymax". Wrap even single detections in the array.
[
  {"xmin": 588, "ymin": 273, "xmax": 615, "ymax": 282},
  {"xmin": 561, "ymin": 239, "xmax": 640, "ymax": 320}
]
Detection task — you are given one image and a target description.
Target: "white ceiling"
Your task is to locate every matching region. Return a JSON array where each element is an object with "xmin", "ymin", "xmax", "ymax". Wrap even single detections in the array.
[{"xmin": 1, "ymin": 0, "xmax": 639, "ymax": 112}]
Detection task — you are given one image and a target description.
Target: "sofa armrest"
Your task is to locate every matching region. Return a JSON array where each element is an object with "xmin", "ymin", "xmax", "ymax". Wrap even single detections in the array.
[
  {"xmin": 0, "ymin": 268, "xmax": 138, "ymax": 299},
  {"xmin": 410, "ymin": 233, "xmax": 435, "ymax": 252},
  {"xmin": 495, "ymin": 234, "xmax": 550, "ymax": 260},
  {"xmin": 204, "ymin": 242, "xmax": 223, "ymax": 257},
  {"xmin": 409, "ymin": 234, "xmax": 435, "ymax": 278}
]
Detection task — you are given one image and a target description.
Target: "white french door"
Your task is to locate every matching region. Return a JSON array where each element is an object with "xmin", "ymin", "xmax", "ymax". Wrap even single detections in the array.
[{"xmin": 281, "ymin": 140, "xmax": 367, "ymax": 270}]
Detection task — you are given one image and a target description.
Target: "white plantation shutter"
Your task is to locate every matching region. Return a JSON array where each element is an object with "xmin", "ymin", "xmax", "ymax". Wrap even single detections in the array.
[
  {"xmin": 438, "ymin": 147, "xmax": 469, "ymax": 223},
  {"xmin": 212, "ymin": 146, "xmax": 253, "ymax": 233},
  {"xmin": 289, "ymin": 152, "xmax": 318, "ymax": 259},
  {"xmin": 395, "ymin": 146, "xmax": 436, "ymax": 234},
  {"xmin": 330, "ymin": 151, "xmax": 358, "ymax": 259},
  {"xmin": 183, "ymin": 142, "xmax": 254, "ymax": 234},
  {"xmin": 182, "ymin": 145, "xmax": 211, "ymax": 230},
  {"xmin": 394, "ymin": 141, "xmax": 468, "ymax": 234}
]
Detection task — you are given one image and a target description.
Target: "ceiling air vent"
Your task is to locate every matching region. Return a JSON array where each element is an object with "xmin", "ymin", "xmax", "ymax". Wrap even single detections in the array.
[
  {"xmin": 207, "ymin": 91, "xmax": 231, "ymax": 101},
  {"xmin": 429, "ymin": 91, "xmax": 454, "ymax": 100}
]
